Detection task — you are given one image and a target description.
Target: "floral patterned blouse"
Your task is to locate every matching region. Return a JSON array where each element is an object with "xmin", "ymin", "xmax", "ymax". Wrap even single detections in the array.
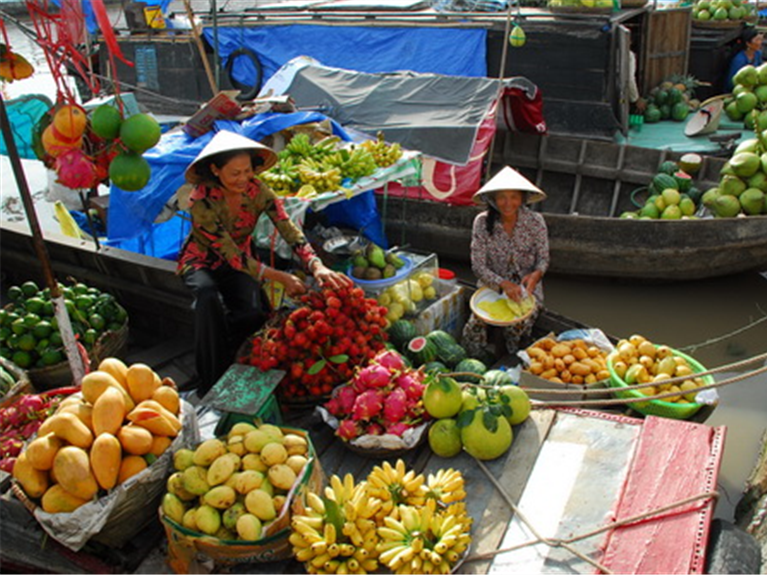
[
  {"xmin": 177, "ymin": 180, "xmax": 317, "ymax": 280},
  {"xmin": 470, "ymin": 207, "xmax": 550, "ymax": 302}
]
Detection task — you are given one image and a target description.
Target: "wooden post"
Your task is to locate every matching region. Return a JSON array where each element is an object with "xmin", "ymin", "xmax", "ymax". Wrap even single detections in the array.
[{"xmin": 183, "ymin": 0, "xmax": 217, "ymax": 96}]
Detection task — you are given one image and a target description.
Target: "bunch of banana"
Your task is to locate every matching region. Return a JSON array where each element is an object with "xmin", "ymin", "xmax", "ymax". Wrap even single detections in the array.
[
  {"xmin": 423, "ymin": 468, "xmax": 467, "ymax": 509},
  {"xmin": 366, "ymin": 459, "xmax": 426, "ymax": 522},
  {"xmin": 259, "ymin": 156, "xmax": 300, "ymax": 196},
  {"xmin": 377, "ymin": 503, "xmax": 472, "ymax": 575},
  {"xmin": 323, "ymin": 147, "xmax": 378, "ymax": 181},
  {"xmin": 296, "ymin": 161, "xmax": 343, "ymax": 194},
  {"xmin": 360, "ymin": 131, "xmax": 403, "ymax": 168},
  {"xmin": 289, "ymin": 474, "xmax": 380, "ymax": 574}
]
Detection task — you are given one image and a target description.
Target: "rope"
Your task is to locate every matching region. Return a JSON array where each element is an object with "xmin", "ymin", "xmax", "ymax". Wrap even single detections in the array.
[
  {"xmin": 465, "ymin": 458, "xmax": 718, "ymax": 573},
  {"xmin": 679, "ymin": 309, "xmax": 767, "ymax": 354}
]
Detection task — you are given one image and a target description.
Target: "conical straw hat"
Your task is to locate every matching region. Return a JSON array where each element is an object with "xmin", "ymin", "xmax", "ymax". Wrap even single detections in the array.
[
  {"xmin": 473, "ymin": 166, "xmax": 546, "ymax": 204},
  {"xmin": 185, "ymin": 130, "xmax": 277, "ymax": 184}
]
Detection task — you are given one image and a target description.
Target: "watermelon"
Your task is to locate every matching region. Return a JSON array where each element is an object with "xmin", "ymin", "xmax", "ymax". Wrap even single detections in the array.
[
  {"xmin": 671, "ymin": 102, "xmax": 690, "ymax": 122},
  {"xmin": 644, "ymin": 106, "xmax": 662, "ymax": 124},
  {"xmin": 453, "ymin": 358, "xmax": 487, "ymax": 383},
  {"xmin": 406, "ymin": 337, "xmax": 438, "ymax": 366},
  {"xmin": 436, "ymin": 342, "xmax": 467, "ymax": 368},
  {"xmin": 673, "ymin": 171, "xmax": 693, "ymax": 193},
  {"xmin": 483, "ymin": 369, "xmax": 515, "ymax": 387},
  {"xmin": 651, "ymin": 173, "xmax": 678, "ymax": 195},
  {"xmin": 422, "ymin": 361, "xmax": 449, "ymax": 374},
  {"xmin": 425, "ymin": 330, "xmax": 457, "ymax": 348},
  {"xmin": 388, "ymin": 319, "xmax": 417, "ymax": 350},
  {"xmin": 658, "ymin": 161, "xmax": 679, "ymax": 176}
]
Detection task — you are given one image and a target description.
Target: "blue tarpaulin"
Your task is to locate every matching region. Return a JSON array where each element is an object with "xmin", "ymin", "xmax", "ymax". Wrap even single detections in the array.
[
  {"xmin": 204, "ymin": 25, "xmax": 487, "ymax": 91},
  {"xmin": 105, "ymin": 111, "xmax": 393, "ymax": 260},
  {"xmin": 0, "ymin": 95, "xmax": 52, "ymax": 160}
]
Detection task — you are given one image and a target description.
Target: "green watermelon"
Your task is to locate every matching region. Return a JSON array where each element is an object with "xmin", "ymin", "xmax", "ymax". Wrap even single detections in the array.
[
  {"xmin": 388, "ymin": 319, "xmax": 417, "ymax": 350},
  {"xmin": 644, "ymin": 106, "xmax": 662, "ymax": 124},
  {"xmin": 483, "ymin": 369, "xmax": 515, "ymax": 387},
  {"xmin": 422, "ymin": 361, "xmax": 449, "ymax": 374},
  {"xmin": 425, "ymin": 330, "xmax": 457, "ymax": 348},
  {"xmin": 671, "ymin": 102, "xmax": 690, "ymax": 122},
  {"xmin": 651, "ymin": 173, "xmax": 678, "ymax": 195},
  {"xmin": 406, "ymin": 337, "xmax": 438, "ymax": 366},
  {"xmin": 658, "ymin": 161, "xmax": 680, "ymax": 176},
  {"xmin": 453, "ymin": 358, "xmax": 487, "ymax": 383},
  {"xmin": 673, "ymin": 171, "xmax": 693, "ymax": 193},
  {"xmin": 436, "ymin": 342, "xmax": 467, "ymax": 368}
]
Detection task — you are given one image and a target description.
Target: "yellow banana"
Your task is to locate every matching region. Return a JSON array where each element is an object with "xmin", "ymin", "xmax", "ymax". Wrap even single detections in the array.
[
  {"xmin": 311, "ymin": 541, "xmax": 329, "ymax": 555},
  {"xmin": 338, "ymin": 543, "xmax": 355, "ymax": 557},
  {"xmin": 290, "ymin": 532, "xmax": 310, "ymax": 548},
  {"xmin": 389, "ymin": 545, "xmax": 416, "ymax": 571},
  {"xmin": 324, "ymin": 523, "xmax": 337, "ymax": 545},
  {"xmin": 307, "ymin": 492, "xmax": 326, "ymax": 515},
  {"xmin": 294, "ymin": 515, "xmax": 325, "ymax": 530},
  {"xmin": 295, "ymin": 546, "xmax": 316, "ymax": 563},
  {"xmin": 323, "ymin": 559, "xmax": 341, "ymax": 573},
  {"xmin": 346, "ymin": 557, "xmax": 360, "ymax": 572},
  {"xmin": 379, "ymin": 543, "xmax": 410, "ymax": 565},
  {"xmin": 293, "ymin": 521, "xmax": 324, "ymax": 543},
  {"xmin": 327, "ymin": 543, "xmax": 341, "ymax": 558},
  {"xmin": 310, "ymin": 552, "xmax": 332, "ymax": 569},
  {"xmin": 360, "ymin": 559, "xmax": 378, "ymax": 572}
]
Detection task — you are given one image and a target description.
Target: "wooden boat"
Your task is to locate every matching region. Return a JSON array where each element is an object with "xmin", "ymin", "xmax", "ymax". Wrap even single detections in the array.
[{"xmin": 377, "ymin": 131, "xmax": 767, "ymax": 282}]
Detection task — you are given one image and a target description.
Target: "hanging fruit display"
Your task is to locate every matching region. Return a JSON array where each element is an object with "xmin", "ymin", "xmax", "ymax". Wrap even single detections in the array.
[
  {"xmin": 0, "ymin": 43, "xmax": 34, "ymax": 82},
  {"xmin": 643, "ymin": 75, "xmax": 703, "ymax": 124}
]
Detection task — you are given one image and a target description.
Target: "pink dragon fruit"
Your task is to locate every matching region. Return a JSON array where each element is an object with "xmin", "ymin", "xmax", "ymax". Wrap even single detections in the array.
[
  {"xmin": 16, "ymin": 394, "xmax": 45, "ymax": 418},
  {"xmin": 20, "ymin": 420, "xmax": 42, "ymax": 439},
  {"xmin": 0, "ymin": 438, "xmax": 23, "ymax": 458},
  {"xmin": 385, "ymin": 422, "xmax": 411, "ymax": 437},
  {"xmin": 373, "ymin": 349, "xmax": 406, "ymax": 373},
  {"xmin": 335, "ymin": 385, "xmax": 358, "ymax": 413},
  {"xmin": 0, "ymin": 457, "xmax": 16, "ymax": 473},
  {"xmin": 365, "ymin": 422, "xmax": 385, "ymax": 436},
  {"xmin": 4, "ymin": 407, "xmax": 24, "ymax": 429},
  {"xmin": 383, "ymin": 387, "xmax": 408, "ymax": 424},
  {"xmin": 337, "ymin": 419, "xmax": 360, "ymax": 441},
  {"xmin": 55, "ymin": 148, "xmax": 98, "ymax": 190},
  {"xmin": 352, "ymin": 389, "xmax": 384, "ymax": 421},
  {"xmin": 353, "ymin": 364, "xmax": 391, "ymax": 392},
  {"xmin": 395, "ymin": 371, "xmax": 426, "ymax": 402}
]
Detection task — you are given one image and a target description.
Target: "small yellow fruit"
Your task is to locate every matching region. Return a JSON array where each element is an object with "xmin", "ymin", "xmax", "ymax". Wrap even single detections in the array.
[
  {"xmin": 260, "ymin": 442, "xmax": 288, "ymax": 467},
  {"xmin": 245, "ymin": 489, "xmax": 277, "ymax": 521}
]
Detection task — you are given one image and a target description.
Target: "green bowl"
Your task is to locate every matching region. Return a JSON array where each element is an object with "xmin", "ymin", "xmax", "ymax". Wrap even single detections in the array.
[{"xmin": 607, "ymin": 347, "xmax": 711, "ymax": 420}]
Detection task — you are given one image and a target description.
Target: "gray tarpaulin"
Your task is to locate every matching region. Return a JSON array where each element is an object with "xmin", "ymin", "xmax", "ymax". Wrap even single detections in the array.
[{"xmin": 283, "ymin": 65, "xmax": 503, "ymax": 165}]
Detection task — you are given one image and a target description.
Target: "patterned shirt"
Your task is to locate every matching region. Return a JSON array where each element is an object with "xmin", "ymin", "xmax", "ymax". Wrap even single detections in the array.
[
  {"xmin": 177, "ymin": 180, "xmax": 317, "ymax": 280},
  {"xmin": 470, "ymin": 207, "xmax": 550, "ymax": 302}
]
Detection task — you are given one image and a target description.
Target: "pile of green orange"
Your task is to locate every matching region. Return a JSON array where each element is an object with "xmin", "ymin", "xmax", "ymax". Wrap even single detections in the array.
[{"xmin": 0, "ymin": 280, "xmax": 128, "ymax": 370}]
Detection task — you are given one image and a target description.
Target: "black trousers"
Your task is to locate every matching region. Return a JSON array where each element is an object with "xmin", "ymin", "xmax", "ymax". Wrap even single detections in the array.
[{"xmin": 183, "ymin": 266, "xmax": 267, "ymax": 395}]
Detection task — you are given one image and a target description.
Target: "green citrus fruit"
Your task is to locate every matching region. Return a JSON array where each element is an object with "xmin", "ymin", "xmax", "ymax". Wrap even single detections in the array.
[
  {"xmin": 88, "ymin": 313, "xmax": 106, "ymax": 331},
  {"xmin": 91, "ymin": 103, "xmax": 123, "ymax": 140},
  {"xmin": 83, "ymin": 328, "xmax": 98, "ymax": 346},
  {"xmin": 119, "ymin": 113, "xmax": 161, "ymax": 153},
  {"xmin": 22, "ymin": 313, "xmax": 41, "ymax": 328},
  {"xmin": 25, "ymin": 297, "xmax": 46, "ymax": 314},
  {"xmin": 32, "ymin": 320, "xmax": 53, "ymax": 339},
  {"xmin": 41, "ymin": 349, "xmax": 64, "ymax": 366},
  {"xmin": 20, "ymin": 281, "xmax": 39, "ymax": 298},
  {"xmin": 109, "ymin": 151, "xmax": 152, "ymax": 192},
  {"xmin": 428, "ymin": 418, "xmax": 463, "ymax": 458},
  {"xmin": 11, "ymin": 318, "xmax": 27, "ymax": 336},
  {"xmin": 49, "ymin": 331, "xmax": 63, "ymax": 347},
  {"xmin": 17, "ymin": 333, "xmax": 36, "ymax": 352},
  {"xmin": 7, "ymin": 286, "xmax": 23, "ymax": 301},
  {"xmin": 12, "ymin": 350, "xmax": 32, "ymax": 368}
]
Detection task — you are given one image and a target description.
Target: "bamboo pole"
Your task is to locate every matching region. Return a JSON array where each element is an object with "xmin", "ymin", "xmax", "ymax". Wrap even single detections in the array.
[
  {"xmin": 0, "ymin": 95, "xmax": 85, "ymax": 384},
  {"xmin": 182, "ymin": 0, "xmax": 217, "ymax": 96}
]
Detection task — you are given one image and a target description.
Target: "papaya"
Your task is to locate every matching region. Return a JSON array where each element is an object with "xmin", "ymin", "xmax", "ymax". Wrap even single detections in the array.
[
  {"xmin": 98, "ymin": 357, "xmax": 129, "ymax": 390},
  {"xmin": 118, "ymin": 455, "xmax": 148, "ymax": 484},
  {"xmin": 92, "ymin": 386, "xmax": 126, "ymax": 436},
  {"xmin": 81, "ymin": 371, "xmax": 135, "ymax": 411},
  {"xmin": 56, "ymin": 402, "xmax": 93, "ymax": 429},
  {"xmin": 126, "ymin": 363, "xmax": 160, "ymax": 403},
  {"xmin": 55, "ymin": 395, "xmax": 86, "ymax": 412},
  {"xmin": 151, "ymin": 385, "xmax": 180, "ymax": 415},
  {"xmin": 44, "ymin": 412, "xmax": 94, "ymax": 449},
  {"xmin": 90, "ymin": 433, "xmax": 122, "ymax": 490},
  {"xmin": 117, "ymin": 424, "xmax": 153, "ymax": 455},
  {"xmin": 136, "ymin": 400, "xmax": 182, "ymax": 431},
  {"xmin": 41, "ymin": 484, "xmax": 89, "ymax": 514},
  {"xmin": 149, "ymin": 435, "xmax": 173, "ymax": 457},
  {"xmin": 53, "ymin": 446, "xmax": 99, "ymax": 501},
  {"xmin": 127, "ymin": 408, "xmax": 179, "ymax": 437},
  {"xmin": 13, "ymin": 451, "xmax": 49, "ymax": 498},
  {"xmin": 25, "ymin": 433, "xmax": 64, "ymax": 471}
]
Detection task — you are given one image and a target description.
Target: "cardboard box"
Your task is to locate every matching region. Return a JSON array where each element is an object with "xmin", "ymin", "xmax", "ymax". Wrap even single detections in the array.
[
  {"xmin": 414, "ymin": 285, "xmax": 466, "ymax": 341},
  {"xmin": 183, "ymin": 90, "xmax": 243, "ymax": 138}
]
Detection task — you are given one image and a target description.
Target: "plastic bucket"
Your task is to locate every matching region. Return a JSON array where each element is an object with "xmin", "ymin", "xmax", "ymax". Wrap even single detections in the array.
[
  {"xmin": 144, "ymin": 6, "xmax": 166, "ymax": 29},
  {"xmin": 437, "ymin": 268, "xmax": 457, "ymax": 291}
]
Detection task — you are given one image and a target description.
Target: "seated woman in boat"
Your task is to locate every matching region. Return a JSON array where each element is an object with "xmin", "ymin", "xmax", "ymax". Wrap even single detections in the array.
[
  {"xmin": 178, "ymin": 130, "xmax": 350, "ymax": 394},
  {"xmin": 462, "ymin": 166, "xmax": 549, "ymax": 359},
  {"xmin": 726, "ymin": 27, "xmax": 764, "ymax": 92}
]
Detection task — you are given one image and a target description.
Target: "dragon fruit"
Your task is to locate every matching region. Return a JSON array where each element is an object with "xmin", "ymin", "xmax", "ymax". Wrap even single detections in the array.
[
  {"xmin": 0, "ymin": 438, "xmax": 23, "ymax": 458},
  {"xmin": 352, "ymin": 364, "xmax": 391, "ymax": 392},
  {"xmin": 365, "ymin": 422, "xmax": 384, "ymax": 436},
  {"xmin": 16, "ymin": 394, "xmax": 46, "ymax": 418},
  {"xmin": 383, "ymin": 387, "xmax": 408, "ymax": 424},
  {"xmin": 395, "ymin": 371, "xmax": 426, "ymax": 402},
  {"xmin": 385, "ymin": 422, "xmax": 411, "ymax": 437},
  {"xmin": 335, "ymin": 385, "xmax": 358, "ymax": 413},
  {"xmin": 337, "ymin": 419, "xmax": 360, "ymax": 441},
  {"xmin": 20, "ymin": 420, "xmax": 42, "ymax": 439},
  {"xmin": 373, "ymin": 349, "xmax": 407, "ymax": 373},
  {"xmin": 0, "ymin": 457, "xmax": 16, "ymax": 473},
  {"xmin": 352, "ymin": 389, "xmax": 384, "ymax": 421},
  {"xmin": 55, "ymin": 148, "xmax": 98, "ymax": 190}
]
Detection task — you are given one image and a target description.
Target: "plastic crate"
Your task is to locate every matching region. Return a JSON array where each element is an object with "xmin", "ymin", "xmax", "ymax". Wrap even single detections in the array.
[{"xmin": 413, "ymin": 285, "xmax": 467, "ymax": 341}]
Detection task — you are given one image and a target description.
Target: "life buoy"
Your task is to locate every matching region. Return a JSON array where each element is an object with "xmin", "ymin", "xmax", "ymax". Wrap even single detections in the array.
[{"xmin": 225, "ymin": 47, "xmax": 262, "ymax": 101}]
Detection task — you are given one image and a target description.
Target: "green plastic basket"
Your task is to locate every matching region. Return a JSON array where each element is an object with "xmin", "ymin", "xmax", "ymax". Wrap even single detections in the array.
[{"xmin": 607, "ymin": 347, "xmax": 711, "ymax": 420}]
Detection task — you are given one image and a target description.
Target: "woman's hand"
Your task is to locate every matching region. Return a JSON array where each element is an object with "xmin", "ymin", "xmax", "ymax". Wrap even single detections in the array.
[
  {"xmin": 521, "ymin": 270, "xmax": 543, "ymax": 296},
  {"xmin": 499, "ymin": 280, "xmax": 524, "ymax": 302},
  {"xmin": 313, "ymin": 262, "xmax": 353, "ymax": 291},
  {"xmin": 279, "ymin": 271, "xmax": 308, "ymax": 298}
]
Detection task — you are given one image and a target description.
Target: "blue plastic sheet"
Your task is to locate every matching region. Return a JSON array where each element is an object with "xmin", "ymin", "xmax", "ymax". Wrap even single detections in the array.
[
  {"xmin": 106, "ymin": 112, "xmax": 365, "ymax": 260},
  {"xmin": 0, "ymin": 95, "xmax": 52, "ymax": 160},
  {"xmin": 204, "ymin": 25, "xmax": 487, "ymax": 90}
]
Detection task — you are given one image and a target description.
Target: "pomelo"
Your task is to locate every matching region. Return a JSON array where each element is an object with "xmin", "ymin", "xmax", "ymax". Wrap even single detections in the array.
[
  {"xmin": 498, "ymin": 385, "xmax": 531, "ymax": 426},
  {"xmin": 91, "ymin": 104, "xmax": 123, "ymax": 141},
  {"xmin": 661, "ymin": 204, "xmax": 682, "ymax": 219},
  {"xmin": 679, "ymin": 196, "xmax": 696, "ymax": 216},
  {"xmin": 428, "ymin": 418, "xmax": 462, "ymax": 458},
  {"xmin": 119, "ymin": 113, "xmax": 161, "ymax": 153},
  {"xmin": 109, "ymin": 151, "xmax": 151, "ymax": 192},
  {"xmin": 460, "ymin": 408, "xmax": 512, "ymax": 461},
  {"xmin": 423, "ymin": 376, "xmax": 463, "ymax": 419},
  {"xmin": 661, "ymin": 188, "xmax": 681, "ymax": 206}
]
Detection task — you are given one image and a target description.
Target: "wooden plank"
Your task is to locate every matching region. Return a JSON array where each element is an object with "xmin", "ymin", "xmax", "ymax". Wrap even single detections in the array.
[
  {"xmin": 600, "ymin": 417, "xmax": 725, "ymax": 574},
  {"xmin": 457, "ymin": 409, "xmax": 557, "ymax": 574}
]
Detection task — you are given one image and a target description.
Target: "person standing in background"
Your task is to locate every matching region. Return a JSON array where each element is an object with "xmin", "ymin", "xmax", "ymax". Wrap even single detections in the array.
[{"xmin": 726, "ymin": 27, "xmax": 764, "ymax": 92}]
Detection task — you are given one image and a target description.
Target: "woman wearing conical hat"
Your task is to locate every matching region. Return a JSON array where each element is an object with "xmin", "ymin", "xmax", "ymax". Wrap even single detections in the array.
[
  {"xmin": 177, "ymin": 130, "xmax": 351, "ymax": 394},
  {"xmin": 461, "ymin": 166, "xmax": 550, "ymax": 358}
]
